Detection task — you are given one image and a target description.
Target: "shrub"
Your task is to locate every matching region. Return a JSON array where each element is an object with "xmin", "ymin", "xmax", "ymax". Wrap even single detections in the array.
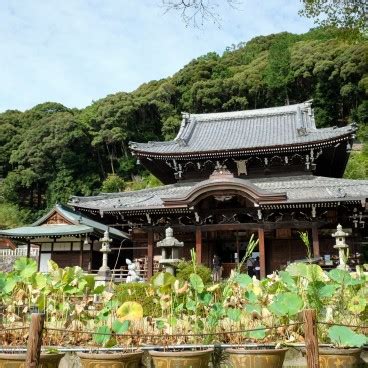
[
  {"xmin": 176, "ymin": 260, "xmax": 212, "ymax": 284},
  {"xmin": 115, "ymin": 282, "xmax": 161, "ymax": 317}
]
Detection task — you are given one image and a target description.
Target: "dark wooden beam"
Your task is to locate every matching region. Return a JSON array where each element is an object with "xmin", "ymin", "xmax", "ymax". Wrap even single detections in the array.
[
  {"xmin": 312, "ymin": 224, "xmax": 320, "ymax": 257},
  {"xmin": 26, "ymin": 239, "xmax": 31, "ymax": 259},
  {"xmin": 195, "ymin": 226, "xmax": 202, "ymax": 264},
  {"xmin": 147, "ymin": 229, "xmax": 154, "ymax": 279},
  {"xmin": 79, "ymin": 239, "xmax": 83, "ymax": 269},
  {"xmin": 258, "ymin": 227, "xmax": 266, "ymax": 279}
]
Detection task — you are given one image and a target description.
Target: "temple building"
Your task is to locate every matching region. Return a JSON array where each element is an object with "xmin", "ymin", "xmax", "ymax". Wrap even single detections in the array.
[
  {"xmin": 1, "ymin": 101, "xmax": 368, "ymax": 277},
  {"xmin": 68, "ymin": 101, "xmax": 368, "ymax": 278}
]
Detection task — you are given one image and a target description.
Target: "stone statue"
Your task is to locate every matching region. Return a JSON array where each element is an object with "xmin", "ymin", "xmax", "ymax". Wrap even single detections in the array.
[{"xmin": 125, "ymin": 258, "xmax": 143, "ymax": 283}]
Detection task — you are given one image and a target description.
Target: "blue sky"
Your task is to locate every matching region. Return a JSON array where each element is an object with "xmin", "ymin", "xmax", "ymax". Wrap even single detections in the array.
[{"xmin": 0, "ymin": 0, "xmax": 314, "ymax": 112}]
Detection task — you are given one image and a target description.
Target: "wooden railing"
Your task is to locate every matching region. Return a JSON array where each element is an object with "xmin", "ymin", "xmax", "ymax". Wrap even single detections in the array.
[{"xmin": 0, "ymin": 248, "xmax": 39, "ymax": 259}]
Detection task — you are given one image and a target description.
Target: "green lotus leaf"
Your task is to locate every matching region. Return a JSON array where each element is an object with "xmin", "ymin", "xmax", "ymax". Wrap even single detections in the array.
[
  {"xmin": 227, "ymin": 308, "xmax": 242, "ymax": 322},
  {"xmin": 317, "ymin": 284, "xmax": 338, "ymax": 298},
  {"xmin": 328, "ymin": 326, "xmax": 367, "ymax": 348},
  {"xmin": 186, "ymin": 297, "xmax": 196, "ymax": 311},
  {"xmin": 112, "ymin": 319, "xmax": 130, "ymax": 334},
  {"xmin": 269, "ymin": 292, "xmax": 303, "ymax": 317},
  {"xmin": 13, "ymin": 257, "xmax": 37, "ymax": 279},
  {"xmin": 93, "ymin": 326, "xmax": 111, "ymax": 346},
  {"xmin": 34, "ymin": 273, "xmax": 48, "ymax": 289},
  {"xmin": 329, "ymin": 269, "xmax": 352, "ymax": 284},
  {"xmin": 249, "ymin": 324, "xmax": 267, "ymax": 340},
  {"xmin": 190, "ymin": 273, "xmax": 204, "ymax": 293},
  {"xmin": 235, "ymin": 273, "xmax": 252, "ymax": 288},
  {"xmin": 285, "ymin": 263, "xmax": 308, "ymax": 278},
  {"xmin": 279, "ymin": 271, "xmax": 297, "ymax": 291}
]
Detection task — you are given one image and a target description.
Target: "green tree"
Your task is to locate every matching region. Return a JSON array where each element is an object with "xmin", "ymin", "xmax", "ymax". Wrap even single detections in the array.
[
  {"xmin": 101, "ymin": 174, "xmax": 125, "ymax": 193},
  {"xmin": 300, "ymin": 0, "xmax": 367, "ymax": 34}
]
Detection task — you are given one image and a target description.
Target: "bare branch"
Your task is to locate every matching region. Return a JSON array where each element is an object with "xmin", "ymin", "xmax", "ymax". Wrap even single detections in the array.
[{"xmin": 161, "ymin": 0, "xmax": 242, "ymax": 28}]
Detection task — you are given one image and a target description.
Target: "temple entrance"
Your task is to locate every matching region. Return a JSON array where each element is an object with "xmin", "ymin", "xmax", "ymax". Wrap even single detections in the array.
[{"xmin": 203, "ymin": 230, "xmax": 260, "ymax": 278}]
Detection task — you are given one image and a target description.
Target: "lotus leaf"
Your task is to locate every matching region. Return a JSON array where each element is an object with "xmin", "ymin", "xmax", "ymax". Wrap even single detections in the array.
[
  {"xmin": 186, "ymin": 297, "xmax": 196, "ymax": 311},
  {"xmin": 13, "ymin": 257, "xmax": 37, "ymax": 279},
  {"xmin": 227, "ymin": 308, "xmax": 242, "ymax": 322},
  {"xmin": 3, "ymin": 277, "xmax": 16, "ymax": 294},
  {"xmin": 189, "ymin": 273, "xmax": 204, "ymax": 293},
  {"xmin": 348, "ymin": 296, "xmax": 366, "ymax": 314},
  {"xmin": 328, "ymin": 268, "xmax": 352, "ymax": 284},
  {"xmin": 116, "ymin": 301, "xmax": 143, "ymax": 321},
  {"xmin": 34, "ymin": 273, "xmax": 47, "ymax": 289},
  {"xmin": 249, "ymin": 324, "xmax": 266, "ymax": 339},
  {"xmin": 269, "ymin": 292, "xmax": 303, "ymax": 317},
  {"xmin": 317, "ymin": 284, "xmax": 338, "ymax": 298},
  {"xmin": 328, "ymin": 326, "xmax": 367, "ymax": 347},
  {"xmin": 245, "ymin": 303, "xmax": 261, "ymax": 315},
  {"xmin": 112, "ymin": 319, "xmax": 130, "ymax": 334},
  {"xmin": 244, "ymin": 290, "xmax": 258, "ymax": 304},
  {"xmin": 93, "ymin": 325, "xmax": 111, "ymax": 346},
  {"xmin": 151, "ymin": 272, "xmax": 176, "ymax": 293},
  {"xmin": 279, "ymin": 271, "xmax": 297, "ymax": 291},
  {"xmin": 234, "ymin": 273, "xmax": 252, "ymax": 288}
]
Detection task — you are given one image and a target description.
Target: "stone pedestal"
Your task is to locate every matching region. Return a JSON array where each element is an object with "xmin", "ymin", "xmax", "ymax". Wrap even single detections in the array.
[
  {"xmin": 157, "ymin": 227, "xmax": 184, "ymax": 275},
  {"xmin": 332, "ymin": 224, "xmax": 350, "ymax": 270}
]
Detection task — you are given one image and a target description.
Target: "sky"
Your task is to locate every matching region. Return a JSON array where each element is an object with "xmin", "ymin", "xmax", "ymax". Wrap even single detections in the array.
[{"xmin": 0, "ymin": 0, "xmax": 315, "ymax": 112}]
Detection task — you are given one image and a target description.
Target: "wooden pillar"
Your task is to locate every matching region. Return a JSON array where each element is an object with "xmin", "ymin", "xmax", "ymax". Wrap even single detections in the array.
[
  {"xmin": 312, "ymin": 225, "xmax": 320, "ymax": 258},
  {"xmin": 258, "ymin": 227, "xmax": 266, "ymax": 279},
  {"xmin": 25, "ymin": 313, "xmax": 45, "ymax": 368},
  {"xmin": 236, "ymin": 231, "xmax": 240, "ymax": 264},
  {"xmin": 26, "ymin": 239, "xmax": 31, "ymax": 259},
  {"xmin": 147, "ymin": 229, "xmax": 154, "ymax": 279},
  {"xmin": 303, "ymin": 309, "xmax": 320, "ymax": 368},
  {"xmin": 79, "ymin": 239, "xmax": 84, "ymax": 269},
  {"xmin": 195, "ymin": 226, "xmax": 202, "ymax": 264}
]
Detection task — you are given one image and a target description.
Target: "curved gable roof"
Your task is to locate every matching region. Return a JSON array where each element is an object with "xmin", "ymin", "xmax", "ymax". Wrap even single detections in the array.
[{"xmin": 130, "ymin": 102, "xmax": 355, "ymax": 158}]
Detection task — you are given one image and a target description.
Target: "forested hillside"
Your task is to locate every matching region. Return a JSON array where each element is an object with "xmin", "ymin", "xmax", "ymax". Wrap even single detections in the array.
[{"xmin": 0, "ymin": 28, "xmax": 367, "ymax": 226}]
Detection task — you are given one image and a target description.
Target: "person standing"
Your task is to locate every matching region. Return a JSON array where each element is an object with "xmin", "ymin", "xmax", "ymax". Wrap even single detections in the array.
[
  {"xmin": 212, "ymin": 254, "xmax": 221, "ymax": 282},
  {"xmin": 253, "ymin": 256, "xmax": 260, "ymax": 279},
  {"xmin": 246, "ymin": 257, "xmax": 254, "ymax": 277}
]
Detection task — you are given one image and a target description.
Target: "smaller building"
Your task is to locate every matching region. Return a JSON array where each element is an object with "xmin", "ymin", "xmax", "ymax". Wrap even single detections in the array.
[{"xmin": 0, "ymin": 204, "xmax": 129, "ymax": 272}]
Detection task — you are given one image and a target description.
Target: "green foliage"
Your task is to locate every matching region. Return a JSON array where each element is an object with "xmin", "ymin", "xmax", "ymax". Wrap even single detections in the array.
[
  {"xmin": 176, "ymin": 260, "xmax": 212, "ymax": 284},
  {"xmin": 328, "ymin": 326, "xmax": 367, "ymax": 348},
  {"xmin": 269, "ymin": 292, "xmax": 304, "ymax": 317},
  {"xmin": 115, "ymin": 282, "xmax": 161, "ymax": 317},
  {"xmin": 300, "ymin": 1, "xmax": 367, "ymax": 33},
  {"xmin": 0, "ymin": 28, "xmax": 366, "ymax": 219},
  {"xmin": 101, "ymin": 174, "xmax": 125, "ymax": 193},
  {"xmin": 0, "ymin": 202, "xmax": 30, "ymax": 228},
  {"xmin": 344, "ymin": 151, "xmax": 368, "ymax": 179}
]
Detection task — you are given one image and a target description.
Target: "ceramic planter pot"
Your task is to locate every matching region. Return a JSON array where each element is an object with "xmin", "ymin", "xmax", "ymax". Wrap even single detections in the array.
[
  {"xmin": 225, "ymin": 347, "xmax": 288, "ymax": 368},
  {"xmin": 318, "ymin": 347, "xmax": 363, "ymax": 368},
  {"xmin": 77, "ymin": 351, "xmax": 143, "ymax": 368},
  {"xmin": 0, "ymin": 352, "xmax": 64, "ymax": 368},
  {"xmin": 149, "ymin": 348, "xmax": 213, "ymax": 368}
]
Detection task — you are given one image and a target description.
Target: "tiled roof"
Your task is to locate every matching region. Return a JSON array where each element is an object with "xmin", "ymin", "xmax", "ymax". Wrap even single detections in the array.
[
  {"xmin": 69, "ymin": 176, "xmax": 368, "ymax": 212},
  {"xmin": 33, "ymin": 204, "xmax": 129, "ymax": 239},
  {"xmin": 0, "ymin": 224, "xmax": 93, "ymax": 239},
  {"xmin": 130, "ymin": 102, "xmax": 355, "ymax": 157}
]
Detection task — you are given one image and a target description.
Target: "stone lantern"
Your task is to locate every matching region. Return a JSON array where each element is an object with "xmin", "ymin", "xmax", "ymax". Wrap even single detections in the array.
[
  {"xmin": 157, "ymin": 227, "xmax": 184, "ymax": 275},
  {"xmin": 98, "ymin": 229, "xmax": 112, "ymax": 278},
  {"xmin": 332, "ymin": 224, "xmax": 350, "ymax": 270}
]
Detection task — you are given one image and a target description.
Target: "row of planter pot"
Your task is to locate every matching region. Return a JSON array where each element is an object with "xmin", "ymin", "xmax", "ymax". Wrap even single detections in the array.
[{"xmin": 0, "ymin": 346, "xmax": 366, "ymax": 368}]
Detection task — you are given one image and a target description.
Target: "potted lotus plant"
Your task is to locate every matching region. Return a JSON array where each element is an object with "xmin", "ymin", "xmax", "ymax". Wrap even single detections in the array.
[
  {"xmin": 282, "ymin": 241, "xmax": 368, "ymax": 368},
  {"xmin": 77, "ymin": 299, "xmax": 144, "ymax": 368},
  {"xmin": 148, "ymin": 250, "xmax": 214, "ymax": 368},
  {"xmin": 0, "ymin": 257, "xmax": 65, "ymax": 367}
]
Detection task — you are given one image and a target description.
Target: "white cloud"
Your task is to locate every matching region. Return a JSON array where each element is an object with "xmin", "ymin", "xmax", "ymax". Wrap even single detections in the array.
[{"xmin": 0, "ymin": 0, "xmax": 314, "ymax": 112}]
